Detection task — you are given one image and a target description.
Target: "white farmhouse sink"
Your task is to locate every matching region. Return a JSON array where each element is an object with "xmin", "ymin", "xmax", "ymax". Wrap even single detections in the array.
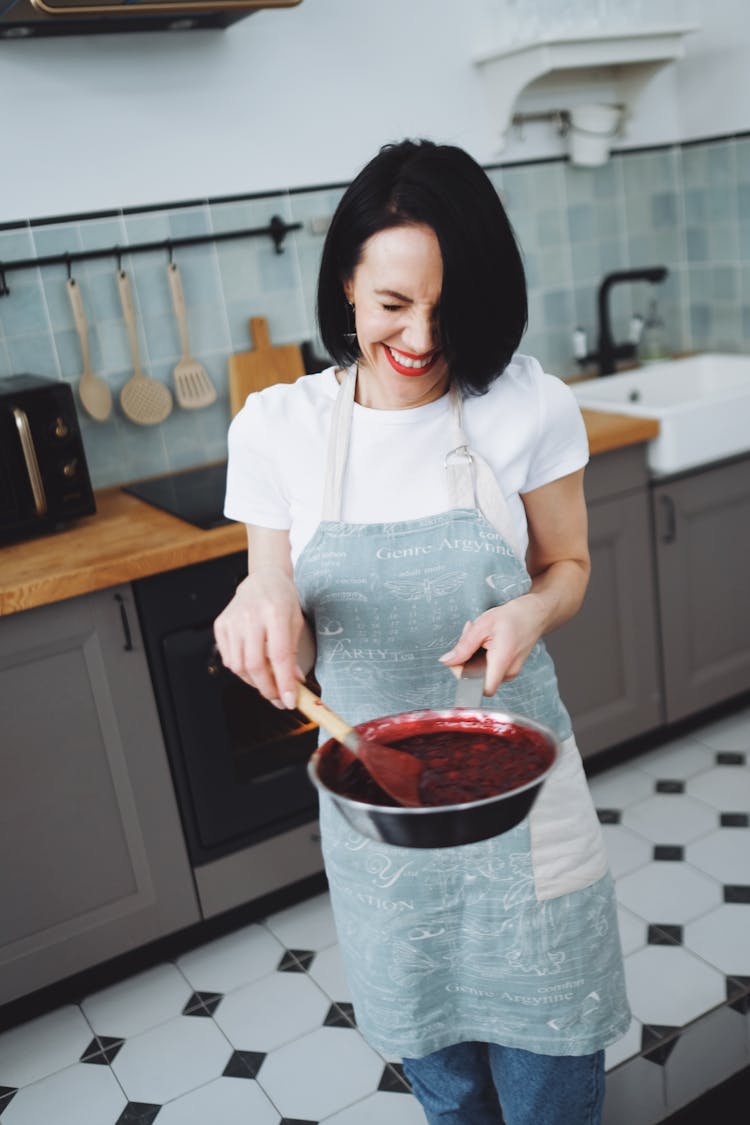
[{"xmin": 572, "ymin": 353, "xmax": 750, "ymax": 475}]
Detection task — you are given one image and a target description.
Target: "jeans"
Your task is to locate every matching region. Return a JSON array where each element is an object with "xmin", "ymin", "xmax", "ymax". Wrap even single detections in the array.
[{"xmin": 401, "ymin": 1041, "xmax": 605, "ymax": 1125}]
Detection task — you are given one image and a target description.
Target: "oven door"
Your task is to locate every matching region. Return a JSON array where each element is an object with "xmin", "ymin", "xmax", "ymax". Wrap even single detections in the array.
[
  {"xmin": 156, "ymin": 624, "xmax": 319, "ymax": 865},
  {"xmin": 133, "ymin": 553, "xmax": 320, "ymax": 868}
]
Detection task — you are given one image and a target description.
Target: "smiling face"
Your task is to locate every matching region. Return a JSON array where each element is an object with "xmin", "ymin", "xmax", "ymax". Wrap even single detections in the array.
[{"xmin": 343, "ymin": 223, "xmax": 449, "ymax": 409}]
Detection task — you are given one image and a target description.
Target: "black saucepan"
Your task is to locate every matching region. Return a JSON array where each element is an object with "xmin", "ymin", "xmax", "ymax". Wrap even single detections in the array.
[{"xmin": 307, "ymin": 706, "xmax": 560, "ymax": 849}]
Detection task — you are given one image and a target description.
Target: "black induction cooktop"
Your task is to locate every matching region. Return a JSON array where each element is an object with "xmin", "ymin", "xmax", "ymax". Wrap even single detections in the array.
[{"xmin": 123, "ymin": 462, "xmax": 231, "ymax": 530}]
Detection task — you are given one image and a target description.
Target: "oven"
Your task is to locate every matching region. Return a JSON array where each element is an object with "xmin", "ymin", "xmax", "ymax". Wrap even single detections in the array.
[{"xmin": 132, "ymin": 550, "xmax": 325, "ymax": 919}]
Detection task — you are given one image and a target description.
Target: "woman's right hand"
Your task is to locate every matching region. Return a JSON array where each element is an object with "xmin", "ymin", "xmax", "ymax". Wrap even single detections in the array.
[{"xmin": 213, "ymin": 527, "xmax": 311, "ymax": 709}]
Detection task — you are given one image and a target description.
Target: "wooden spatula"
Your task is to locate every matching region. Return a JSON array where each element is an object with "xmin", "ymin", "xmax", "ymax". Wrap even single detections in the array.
[
  {"xmin": 295, "ymin": 683, "xmax": 423, "ymax": 807},
  {"xmin": 166, "ymin": 262, "xmax": 218, "ymax": 410}
]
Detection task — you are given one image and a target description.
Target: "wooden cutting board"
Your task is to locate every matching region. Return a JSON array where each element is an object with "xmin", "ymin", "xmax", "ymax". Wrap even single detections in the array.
[{"xmin": 228, "ymin": 316, "xmax": 306, "ymax": 416}]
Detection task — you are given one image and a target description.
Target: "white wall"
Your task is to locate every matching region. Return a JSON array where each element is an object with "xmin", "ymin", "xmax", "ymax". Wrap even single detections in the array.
[{"xmin": 0, "ymin": 0, "xmax": 747, "ymax": 224}]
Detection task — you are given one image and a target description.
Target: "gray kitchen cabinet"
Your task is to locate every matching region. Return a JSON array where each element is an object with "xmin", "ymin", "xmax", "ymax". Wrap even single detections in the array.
[
  {"xmin": 545, "ymin": 445, "xmax": 663, "ymax": 758},
  {"xmin": 652, "ymin": 454, "xmax": 750, "ymax": 723},
  {"xmin": 0, "ymin": 585, "xmax": 200, "ymax": 1005}
]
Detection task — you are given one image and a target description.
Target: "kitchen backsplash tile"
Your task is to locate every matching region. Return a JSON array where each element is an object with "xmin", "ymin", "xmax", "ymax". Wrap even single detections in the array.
[{"xmin": 1, "ymin": 134, "xmax": 749, "ymax": 490}]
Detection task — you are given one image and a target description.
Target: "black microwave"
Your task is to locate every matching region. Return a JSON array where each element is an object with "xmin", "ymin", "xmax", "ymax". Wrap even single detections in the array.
[{"xmin": 0, "ymin": 374, "xmax": 96, "ymax": 544}]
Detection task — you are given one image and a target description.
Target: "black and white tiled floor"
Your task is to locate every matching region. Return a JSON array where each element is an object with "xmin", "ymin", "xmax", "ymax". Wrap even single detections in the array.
[{"xmin": 1, "ymin": 703, "xmax": 749, "ymax": 1124}]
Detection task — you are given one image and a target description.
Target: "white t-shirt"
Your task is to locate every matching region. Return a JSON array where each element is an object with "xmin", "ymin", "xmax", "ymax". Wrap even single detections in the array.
[{"xmin": 224, "ymin": 354, "xmax": 589, "ymax": 564}]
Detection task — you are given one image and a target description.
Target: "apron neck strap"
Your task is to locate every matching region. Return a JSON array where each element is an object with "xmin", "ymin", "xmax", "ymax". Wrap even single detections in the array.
[{"xmin": 321, "ymin": 367, "xmax": 356, "ymax": 522}]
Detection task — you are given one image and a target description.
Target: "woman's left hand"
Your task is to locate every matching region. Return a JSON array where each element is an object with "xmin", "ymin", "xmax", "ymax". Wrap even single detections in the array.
[{"xmin": 438, "ymin": 596, "xmax": 546, "ymax": 695}]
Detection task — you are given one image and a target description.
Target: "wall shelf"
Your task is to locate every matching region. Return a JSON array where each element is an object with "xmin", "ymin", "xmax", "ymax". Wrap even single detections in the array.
[{"xmin": 474, "ymin": 26, "xmax": 698, "ymax": 149}]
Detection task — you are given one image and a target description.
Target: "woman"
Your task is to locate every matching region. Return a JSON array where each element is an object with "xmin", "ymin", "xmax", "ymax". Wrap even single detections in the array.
[{"xmin": 214, "ymin": 139, "xmax": 630, "ymax": 1125}]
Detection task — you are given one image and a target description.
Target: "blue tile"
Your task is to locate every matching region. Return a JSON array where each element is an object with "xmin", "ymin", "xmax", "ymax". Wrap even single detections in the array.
[
  {"xmin": 5, "ymin": 331, "xmax": 59, "ymax": 376},
  {"xmin": 592, "ymin": 161, "xmax": 618, "ymax": 199},
  {"xmin": 652, "ymin": 193, "xmax": 678, "ymax": 229},
  {"xmin": 684, "ymin": 188, "xmax": 707, "ymax": 224},
  {"xmin": 0, "ymin": 338, "xmax": 13, "ymax": 377},
  {"xmin": 542, "ymin": 288, "xmax": 574, "ymax": 329},
  {"xmin": 168, "ymin": 207, "xmax": 212, "ymax": 239},
  {"xmin": 709, "ymin": 225, "xmax": 739, "ymax": 262},
  {"xmin": 79, "ymin": 218, "xmax": 128, "ymax": 253},
  {"xmin": 570, "ymin": 241, "xmax": 601, "ymax": 283},
  {"xmin": 31, "ymin": 223, "xmax": 84, "ymax": 259},
  {"xmin": 712, "ymin": 266, "xmax": 738, "ymax": 301},
  {"xmin": 688, "ymin": 266, "xmax": 712, "ymax": 302},
  {"xmin": 522, "ymin": 250, "xmax": 540, "ymax": 289},
  {"xmin": 536, "ymin": 248, "xmax": 570, "ymax": 288},
  {"xmin": 0, "ymin": 227, "xmax": 34, "ymax": 261},
  {"xmin": 736, "ymin": 183, "xmax": 750, "ymax": 218},
  {"xmin": 536, "ymin": 208, "xmax": 566, "ymax": 245},
  {"xmin": 124, "ymin": 212, "xmax": 173, "ymax": 244},
  {"xmin": 567, "ymin": 203, "xmax": 595, "ymax": 242},
  {"xmin": 686, "ymin": 228, "xmax": 709, "ymax": 262},
  {"xmin": 689, "ymin": 303, "xmax": 712, "ymax": 337},
  {"xmin": 0, "ymin": 279, "xmax": 49, "ymax": 336},
  {"xmin": 706, "ymin": 185, "xmax": 736, "ymax": 223},
  {"xmin": 216, "ymin": 245, "xmax": 262, "ymax": 303},
  {"xmin": 736, "ymin": 139, "xmax": 750, "ymax": 181},
  {"xmin": 594, "ymin": 201, "xmax": 623, "ymax": 240}
]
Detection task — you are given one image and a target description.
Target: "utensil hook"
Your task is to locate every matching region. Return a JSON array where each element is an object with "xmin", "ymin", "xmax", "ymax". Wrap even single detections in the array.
[
  {"xmin": 269, "ymin": 215, "xmax": 286, "ymax": 255},
  {"xmin": 64, "ymin": 253, "xmax": 73, "ymax": 281},
  {"xmin": 0, "ymin": 265, "xmax": 9, "ymax": 297},
  {"xmin": 167, "ymin": 240, "xmax": 175, "ymax": 266}
]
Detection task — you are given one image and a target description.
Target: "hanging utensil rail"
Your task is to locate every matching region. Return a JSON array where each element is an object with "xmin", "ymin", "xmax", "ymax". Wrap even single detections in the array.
[{"xmin": 0, "ymin": 214, "xmax": 301, "ymax": 297}]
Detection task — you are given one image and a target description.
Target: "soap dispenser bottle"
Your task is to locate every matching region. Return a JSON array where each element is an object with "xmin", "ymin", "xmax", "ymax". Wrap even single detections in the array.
[{"xmin": 640, "ymin": 298, "xmax": 668, "ymax": 363}]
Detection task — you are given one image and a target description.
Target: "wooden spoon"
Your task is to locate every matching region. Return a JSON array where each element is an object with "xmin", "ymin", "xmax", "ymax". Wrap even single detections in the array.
[
  {"xmin": 295, "ymin": 682, "xmax": 423, "ymax": 807},
  {"xmin": 66, "ymin": 277, "xmax": 112, "ymax": 422}
]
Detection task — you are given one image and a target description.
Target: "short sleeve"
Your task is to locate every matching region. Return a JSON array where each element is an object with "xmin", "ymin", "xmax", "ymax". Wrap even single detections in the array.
[
  {"xmin": 521, "ymin": 368, "xmax": 590, "ymax": 494},
  {"xmin": 223, "ymin": 394, "xmax": 290, "ymax": 529}
]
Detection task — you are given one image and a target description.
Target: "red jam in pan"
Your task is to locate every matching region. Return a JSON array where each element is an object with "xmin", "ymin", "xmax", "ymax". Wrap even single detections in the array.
[{"xmin": 317, "ymin": 719, "xmax": 555, "ymax": 808}]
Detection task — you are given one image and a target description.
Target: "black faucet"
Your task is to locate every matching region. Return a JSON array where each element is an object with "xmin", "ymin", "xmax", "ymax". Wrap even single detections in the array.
[{"xmin": 595, "ymin": 266, "xmax": 668, "ymax": 375}]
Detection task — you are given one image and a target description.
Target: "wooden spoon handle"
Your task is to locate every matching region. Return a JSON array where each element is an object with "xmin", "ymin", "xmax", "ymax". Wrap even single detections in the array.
[
  {"xmin": 296, "ymin": 682, "xmax": 353, "ymax": 744},
  {"xmin": 66, "ymin": 278, "xmax": 92, "ymax": 374}
]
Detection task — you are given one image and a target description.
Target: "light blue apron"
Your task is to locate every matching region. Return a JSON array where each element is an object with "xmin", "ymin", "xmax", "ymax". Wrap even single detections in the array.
[{"xmin": 294, "ymin": 370, "xmax": 630, "ymax": 1059}]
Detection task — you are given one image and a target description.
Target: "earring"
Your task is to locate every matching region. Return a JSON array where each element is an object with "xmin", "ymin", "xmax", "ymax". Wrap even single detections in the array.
[{"xmin": 344, "ymin": 300, "xmax": 358, "ymax": 345}]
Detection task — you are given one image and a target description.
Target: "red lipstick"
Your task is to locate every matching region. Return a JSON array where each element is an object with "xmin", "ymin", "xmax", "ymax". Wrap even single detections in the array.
[{"xmin": 383, "ymin": 345, "xmax": 440, "ymax": 377}]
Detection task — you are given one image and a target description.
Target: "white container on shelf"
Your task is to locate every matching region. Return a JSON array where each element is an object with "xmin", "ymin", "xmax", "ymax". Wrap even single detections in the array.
[{"xmin": 568, "ymin": 103, "xmax": 622, "ymax": 165}]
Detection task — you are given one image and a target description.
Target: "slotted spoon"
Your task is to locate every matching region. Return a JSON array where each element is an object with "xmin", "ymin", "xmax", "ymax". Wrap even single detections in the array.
[
  {"xmin": 66, "ymin": 276, "xmax": 112, "ymax": 422},
  {"xmin": 295, "ymin": 682, "xmax": 423, "ymax": 807},
  {"xmin": 117, "ymin": 268, "xmax": 173, "ymax": 426},
  {"xmin": 166, "ymin": 261, "xmax": 217, "ymax": 410}
]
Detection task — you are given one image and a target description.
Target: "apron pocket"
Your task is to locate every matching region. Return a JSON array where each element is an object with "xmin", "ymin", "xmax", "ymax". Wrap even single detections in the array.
[{"xmin": 529, "ymin": 735, "xmax": 609, "ymax": 901}]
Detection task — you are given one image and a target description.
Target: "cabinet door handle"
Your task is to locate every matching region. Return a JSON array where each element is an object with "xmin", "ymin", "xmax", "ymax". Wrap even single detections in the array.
[
  {"xmin": 114, "ymin": 593, "xmax": 134, "ymax": 651},
  {"xmin": 659, "ymin": 495, "xmax": 676, "ymax": 543}
]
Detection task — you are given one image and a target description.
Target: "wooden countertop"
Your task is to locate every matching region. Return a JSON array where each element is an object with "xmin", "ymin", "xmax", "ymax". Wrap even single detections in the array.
[
  {"xmin": 0, "ymin": 409, "xmax": 658, "ymax": 616},
  {"xmin": 582, "ymin": 408, "xmax": 659, "ymax": 456}
]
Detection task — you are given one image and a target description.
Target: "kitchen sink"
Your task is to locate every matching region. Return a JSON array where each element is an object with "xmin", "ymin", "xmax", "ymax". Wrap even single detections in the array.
[{"xmin": 572, "ymin": 352, "xmax": 750, "ymax": 475}]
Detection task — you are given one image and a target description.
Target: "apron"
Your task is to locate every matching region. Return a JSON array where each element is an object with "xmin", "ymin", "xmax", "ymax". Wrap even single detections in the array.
[{"xmin": 294, "ymin": 369, "xmax": 630, "ymax": 1059}]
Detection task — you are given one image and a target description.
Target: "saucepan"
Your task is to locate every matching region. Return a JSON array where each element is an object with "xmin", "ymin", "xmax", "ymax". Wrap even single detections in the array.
[{"xmin": 307, "ymin": 662, "xmax": 560, "ymax": 849}]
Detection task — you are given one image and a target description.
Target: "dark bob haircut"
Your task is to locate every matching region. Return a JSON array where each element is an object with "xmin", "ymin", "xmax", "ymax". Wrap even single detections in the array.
[{"xmin": 317, "ymin": 138, "xmax": 527, "ymax": 395}]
